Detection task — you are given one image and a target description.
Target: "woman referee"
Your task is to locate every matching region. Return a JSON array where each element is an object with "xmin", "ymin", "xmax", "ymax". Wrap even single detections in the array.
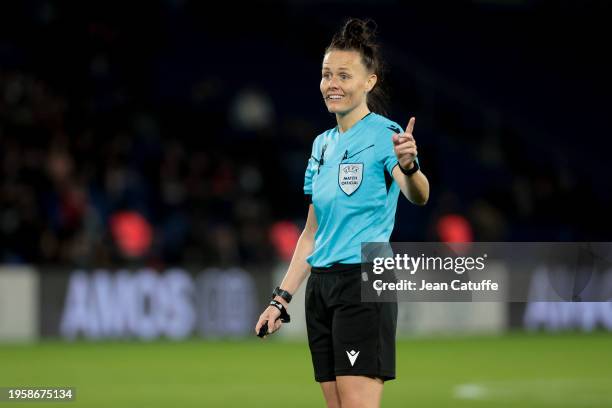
[{"xmin": 255, "ymin": 18, "xmax": 430, "ymax": 408}]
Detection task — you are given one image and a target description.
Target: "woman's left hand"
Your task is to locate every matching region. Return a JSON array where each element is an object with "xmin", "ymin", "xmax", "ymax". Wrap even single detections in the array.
[{"xmin": 392, "ymin": 117, "xmax": 418, "ymax": 170}]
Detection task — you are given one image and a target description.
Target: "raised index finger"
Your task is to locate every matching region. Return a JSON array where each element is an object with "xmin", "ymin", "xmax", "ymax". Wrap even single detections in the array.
[{"xmin": 406, "ymin": 117, "xmax": 416, "ymax": 134}]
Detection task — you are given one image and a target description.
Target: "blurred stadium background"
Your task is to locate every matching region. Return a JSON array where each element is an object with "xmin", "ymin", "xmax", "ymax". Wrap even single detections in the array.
[{"xmin": 1, "ymin": 0, "xmax": 611, "ymax": 407}]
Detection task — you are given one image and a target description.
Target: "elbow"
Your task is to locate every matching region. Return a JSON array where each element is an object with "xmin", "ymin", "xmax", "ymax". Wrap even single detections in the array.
[
  {"xmin": 408, "ymin": 192, "xmax": 429, "ymax": 206},
  {"xmin": 403, "ymin": 191, "xmax": 429, "ymax": 206},
  {"xmin": 414, "ymin": 197, "xmax": 428, "ymax": 206},
  {"xmin": 412, "ymin": 184, "xmax": 429, "ymax": 206},
  {"xmin": 418, "ymin": 192, "xmax": 430, "ymax": 206}
]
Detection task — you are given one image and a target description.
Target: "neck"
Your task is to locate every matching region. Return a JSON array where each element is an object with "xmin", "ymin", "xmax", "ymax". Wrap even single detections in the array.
[{"xmin": 336, "ymin": 104, "xmax": 371, "ymax": 134}]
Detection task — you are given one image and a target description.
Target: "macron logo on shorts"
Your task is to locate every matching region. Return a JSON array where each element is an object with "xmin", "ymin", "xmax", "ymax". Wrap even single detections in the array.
[{"xmin": 346, "ymin": 350, "xmax": 360, "ymax": 366}]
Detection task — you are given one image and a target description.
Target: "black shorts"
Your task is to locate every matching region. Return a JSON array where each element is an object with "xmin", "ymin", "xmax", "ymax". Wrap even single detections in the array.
[{"xmin": 305, "ymin": 263, "xmax": 398, "ymax": 382}]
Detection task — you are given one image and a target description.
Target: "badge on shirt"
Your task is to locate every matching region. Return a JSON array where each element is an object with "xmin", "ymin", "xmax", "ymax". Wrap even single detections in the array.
[{"xmin": 338, "ymin": 163, "xmax": 363, "ymax": 196}]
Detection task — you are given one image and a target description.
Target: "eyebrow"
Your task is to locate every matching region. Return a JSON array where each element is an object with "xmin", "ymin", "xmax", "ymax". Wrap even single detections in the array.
[{"xmin": 321, "ymin": 67, "xmax": 352, "ymax": 72}]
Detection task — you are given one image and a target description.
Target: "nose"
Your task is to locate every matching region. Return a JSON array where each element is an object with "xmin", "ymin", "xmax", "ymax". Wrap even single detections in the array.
[{"xmin": 328, "ymin": 76, "xmax": 341, "ymax": 90}]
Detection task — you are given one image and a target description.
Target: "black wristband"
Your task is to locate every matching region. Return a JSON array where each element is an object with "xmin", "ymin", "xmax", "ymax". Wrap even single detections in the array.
[
  {"xmin": 398, "ymin": 159, "xmax": 419, "ymax": 176},
  {"xmin": 272, "ymin": 286, "xmax": 293, "ymax": 304},
  {"xmin": 269, "ymin": 300, "xmax": 291, "ymax": 323}
]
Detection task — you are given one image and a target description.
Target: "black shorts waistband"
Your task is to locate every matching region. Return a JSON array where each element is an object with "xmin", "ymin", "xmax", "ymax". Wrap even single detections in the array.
[{"xmin": 310, "ymin": 263, "xmax": 362, "ymax": 274}]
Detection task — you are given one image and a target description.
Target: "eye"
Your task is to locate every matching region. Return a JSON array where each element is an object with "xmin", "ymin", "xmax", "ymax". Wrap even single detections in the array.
[
  {"xmin": 322, "ymin": 72, "xmax": 331, "ymax": 79},
  {"xmin": 340, "ymin": 74, "xmax": 350, "ymax": 80}
]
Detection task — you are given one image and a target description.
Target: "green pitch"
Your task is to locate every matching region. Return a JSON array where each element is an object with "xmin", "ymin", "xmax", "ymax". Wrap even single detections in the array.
[{"xmin": 1, "ymin": 332, "xmax": 611, "ymax": 407}]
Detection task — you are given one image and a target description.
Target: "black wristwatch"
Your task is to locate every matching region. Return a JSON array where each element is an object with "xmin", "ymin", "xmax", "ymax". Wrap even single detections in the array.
[
  {"xmin": 272, "ymin": 286, "xmax": 293, "ymax": 304},
  {"xmin": 398, "ymin": 159, "xmax": 419, "ymax": 176}
]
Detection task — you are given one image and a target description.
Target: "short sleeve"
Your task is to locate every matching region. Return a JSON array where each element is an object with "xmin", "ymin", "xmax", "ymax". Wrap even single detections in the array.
[
  {"xmin": 377, "ymin": 124, "xmax": 403, "ymax": 175},
  {"xmin": 377, "ymin": 123, "xmax": 420, "ymax": 175},
  {"xmin": 304, "ymin": 142, "xmax": 317, "ymax": 196}
]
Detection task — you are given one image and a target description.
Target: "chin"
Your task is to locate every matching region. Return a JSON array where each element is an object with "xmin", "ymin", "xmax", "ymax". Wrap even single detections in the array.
[{"xmin": 326, "ymin": 104, "xmax": 345, "ymax": 114}]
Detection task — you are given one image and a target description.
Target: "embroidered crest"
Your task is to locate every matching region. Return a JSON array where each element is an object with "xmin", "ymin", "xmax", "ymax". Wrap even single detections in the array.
[{"xmin": 338, "ymin": 163, "xmax": 363, "ymax": 195}]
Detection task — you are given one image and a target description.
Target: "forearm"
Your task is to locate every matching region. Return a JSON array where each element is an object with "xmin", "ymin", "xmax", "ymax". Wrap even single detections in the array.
[
  {"xmin": 391, "ymin": 117, "xmax": 430, "ymax": 205},
  {"xmin": 404, "ymin": 169, "xmax": 429, "ymax": 205},
  {"xmin": 394, "ymin": 164, "xmax": 429, "ymax": 206},
  {"xmin": 273, "ymin": 230, "xmax": 314, "ymax": 307}
]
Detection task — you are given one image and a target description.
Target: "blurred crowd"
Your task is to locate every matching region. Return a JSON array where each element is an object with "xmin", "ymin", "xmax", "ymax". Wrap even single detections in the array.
[
  {"xmin": 0, "ymin": 67, "xmax": 310, "ymax": 267},
  {"xmin": 1, "ymin": 1, "xmax": 609, "ymax": 268}
]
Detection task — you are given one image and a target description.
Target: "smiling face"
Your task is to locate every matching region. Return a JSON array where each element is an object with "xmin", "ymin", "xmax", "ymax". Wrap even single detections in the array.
[{"xmin": 320, "ymin": 49, "xmax": 377, "ymax": 116}]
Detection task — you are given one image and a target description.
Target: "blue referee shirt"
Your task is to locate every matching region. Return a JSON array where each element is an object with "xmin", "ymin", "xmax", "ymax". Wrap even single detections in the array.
[{"xmin": 304, "ymin": 112, "xmax": 418, "ymax": 267}]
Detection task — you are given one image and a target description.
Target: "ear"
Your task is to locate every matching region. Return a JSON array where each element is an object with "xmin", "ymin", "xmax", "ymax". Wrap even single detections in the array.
[{"xmin": 366, "ymin": 74, "xmax": 378, "ymax": 93}]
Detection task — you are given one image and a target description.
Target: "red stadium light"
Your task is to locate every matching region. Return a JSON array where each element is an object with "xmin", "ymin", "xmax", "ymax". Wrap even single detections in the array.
[
  {"xmin": 269, "ymin": 221, "xmax": 300, "ymax": 262},
  {"xmin": 436, "ymin": 214, "xmax": 473, "ymax": 243},
  {"xmin": 109, "ymin": 211, "xmax": 153, "ymax": 258}
]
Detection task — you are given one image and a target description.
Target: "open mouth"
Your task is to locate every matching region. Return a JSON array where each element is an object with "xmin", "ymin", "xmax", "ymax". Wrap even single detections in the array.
[{"xmin": 326, "ymin": 95, "xmax": 344, "ymax": 101}]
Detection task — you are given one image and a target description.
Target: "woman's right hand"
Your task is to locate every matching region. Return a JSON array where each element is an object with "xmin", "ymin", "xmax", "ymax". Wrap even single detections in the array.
[{"xmin": 255, "ymin": 305, "xmax": 282, "ymax": 337}]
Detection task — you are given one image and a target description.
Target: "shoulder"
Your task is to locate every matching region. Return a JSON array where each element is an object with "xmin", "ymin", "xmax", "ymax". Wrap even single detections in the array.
[
  {"xmin": 310, "ymin": 127, "xmax": 335, "ymax": 150},
  {"xmin": 368, "ymin": 114, "xmax": 401, "ymax": 162},
  {"xmin": 368, "ymin": 113, "xmax": 403, "ymax": 134}
]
